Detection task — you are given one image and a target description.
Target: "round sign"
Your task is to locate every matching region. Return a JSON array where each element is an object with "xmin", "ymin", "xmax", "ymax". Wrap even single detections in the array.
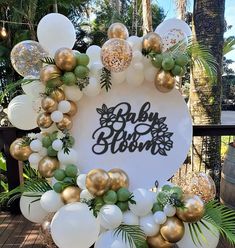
[{"xmin": 71, "ymin": 81, "xmax": 192, "ymax": 189}]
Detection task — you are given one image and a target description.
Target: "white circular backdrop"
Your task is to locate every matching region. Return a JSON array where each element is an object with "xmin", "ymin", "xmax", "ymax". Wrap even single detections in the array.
[{"xmin": 72, "ymin": 80, "xmax": 192, "ymax": 189}]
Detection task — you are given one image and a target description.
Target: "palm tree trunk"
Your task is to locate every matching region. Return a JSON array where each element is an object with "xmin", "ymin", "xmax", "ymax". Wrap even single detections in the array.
[
  {"xmin": 132, "ymin": 0, "xmax": 138, "ymax": 35},
  {"xmin": 190, "ymin": 0, "xmax": 225, "ymax": 192},
  {"xmin": 142, "ymin": 0, "xmax": 153, "ymax": 35}
]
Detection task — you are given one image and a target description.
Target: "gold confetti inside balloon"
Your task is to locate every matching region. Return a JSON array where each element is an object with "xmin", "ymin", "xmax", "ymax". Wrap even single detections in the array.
[
  {"xmin": 108, "ymin": 23, "xmax": 129, "ymax": 40},
  {"xmin": 10, "ymin": 138, "xmax": 32, "ymax": 161},
  {"xmin": 176, "ymin": 194, "xmax": 205, "ymax": 223},
  {"xmin": 38, "ymin": 156, "xmax": 59, "ymax": 178},
  {"xmin": 155, "ymin": 70, "xmax": 175, "ymax": 93},
  {"xmin": 11, "ymin": 40, "xmax": 48, "ymax": 77},
  {"xmin": 142, "ymin": 32, "xmax": 163, "ymax": 53},
  {"xmin": 56, "ymin": 114, "xmax": 73, "ymax": 131},
  {"xmin": 108, "ymin": 168, "xmax": 129, "ymax": 191},
  {"xmin": 101, "ymin": 38, "xmax": 132, "ymax": 72},
  {"xmin": 54, "ymin": 48, "xmax": 77, "ymax": 71},
  {"xmin": 40, "ymin": 64, "xmax": 61, "ymax": 84},
  {"xmin": 147, "ymin": 233, "xmax": 174, "ymax": 248}
]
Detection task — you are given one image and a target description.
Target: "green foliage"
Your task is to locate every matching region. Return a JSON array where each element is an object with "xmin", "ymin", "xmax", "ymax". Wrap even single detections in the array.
[
  {"xmin": 0, "ymin": 153, "xmax": 6, "ymax": 172},
  {"xmin": 114, "ymin": 224, "xmax": 147, "ymax": 248},
  {"xmin": 100, "ymin": 67, "xmax": 112, "ymax": 92},
  {"xmin": 41, "ymin": 57, "xmax": 55, "ymax": 65},
  {"xmin": 223, "ymin": 36, "xmax": 235, "ymax": 55}
]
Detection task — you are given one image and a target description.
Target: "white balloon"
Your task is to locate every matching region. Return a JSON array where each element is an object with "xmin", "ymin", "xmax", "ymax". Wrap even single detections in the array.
[
  {"xmin": 122, "ymin": 211, "xmax": 139, "ymax": 225},
  {"xmin": 35, "ymin": 133, "xmax": 43, "ymax": 141},
  {"xmin": 139, "ymin": 214, "xmax": 160, "ymax": 237},
  {"xmin": 30, "ymin": 163, "xmax": 39, "ymax": 170},
  {"xmin": 51, "ymin": 203, "xmax": 100, "ymax": 248},
  {"xmin": 144, "ymin": 67, "xmax": 159, "ymax": 83},
  {"xmin": 163, "ymin": 204, "xmax": 176, "ymax": 217},
  {"xmin": 126, "ymin": 67, "xmax": 144, "ymax": 87},
  {"xmin": 22, "ymin": 76, "xmax": 45, "ymax": 98},
  {"xmin": 63, "ymin": 85, "xmax": 83, "ymax": 102},
  {"xmin": 132, "ymin": 51, "xmax": 143, "ymax": 62},
  {"xmin": 8, "ymin": 95, "xmax": 37, "ymax": 130},
  {"xmin": 128, "ymin": 188, "xmax": 153, "ymax": 217},
  {"xmin": 80, "ymin": 189, "xmax": 94, "ymax": 201},
  {"xmin": 127, "ymin": 36, "xmax": 142, "ymax": 51},
  {"xmin": 86, "ymin": 45, "xmax": 101, "ymax": 63},
  {"xmin": 89, "ymin": 62, "xmax": 103, "ymax": 77},
  {"xmin": 39, "ymin": 147, "xmax": 48, "ymax": 157},
  {"xmin": 40, "ymin": 190, "xmax": 64, "ymax": 213},
  {"xmin": 37, "ymin": 13, "xmax": 76, "ymax": 56},
  {"xmin": 28, "ymin": 153, "xmax": 41, "ymax": 164},
  {"xmin": 20, "ymin": 194, "xmax": 48, "ymax": 223},
  {"xmin": 132, "ymin": 62, "xmax": 144, "ymax": 71},
  {"xmin": 98, "ymin": 205, "xmax": 123, "ymax": 229},
  {"xmin": 83, "ymin": 77, "xmax": 101, "ymax": 97},
  {"xmin": 111, "ymin": 71, "xmax": 126, "ymax": 85},
  {"xmin": 52, "ymin": 139, "xmax": 63, "ymax": 152},
  {"xmin": 153, "ymin": 211, "xmax": 167, "ymax": 225},
  {"xmin": 57, "ymin": 148, "xmax": 78, "ymax": 166},
  {"xmin": 51, "ymin": 111, "xmax": 63, "ymax": 123},
  {"xmin": 177, "ymin": 221, "xmax": 219, "ymax": 248},
  {"xmin": 111, "ymin": 240, "xmax": 128, "ymax": 248},
  {"xmin": 76, "ymin": 174, "xmax": 87, "ymax": 189},
  {"xmin": 58, "ymin": 100, "xmax": 71, "ymax": 114},
  {"xmin": 30, "ymin": 139, "xmax": 43, "ymax": 152}
]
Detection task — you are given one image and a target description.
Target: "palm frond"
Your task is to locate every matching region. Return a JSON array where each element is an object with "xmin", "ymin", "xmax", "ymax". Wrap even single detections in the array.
[
  {"xmin": 223, "ymin": 36, "xmax": 235, "ymax": 55},
  {"xmin": 114, "ymin": 224, "xmax": 147, "ymax": 248},
  {"xmin": 100, "ymin": 67, "xmax": 112, "ymax": 92},
  {"xmin": 41, "ymin": 57, "xmax": 55, "ymax": 65}
]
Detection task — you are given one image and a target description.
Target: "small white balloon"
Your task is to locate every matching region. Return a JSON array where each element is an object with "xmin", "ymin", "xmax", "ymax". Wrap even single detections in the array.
[
  {"xmin": 127, "ymin": 36, "xmax": 142, "ymax": 51},
  {"xmin": 144, "ymin": 67, "xmax": 159, "ymax": 83},
  {"xmin": 89, "ymin": 62, "xmax": 103, "ymax": 77},
  {"xmin": 40, "ymin": 190, "xmax": 64, "ymax": 212},
  {"xmin": 83, "ymin": 77, "xmax": 101, "ymax": 97},
  {"xmin": 52, "ymin": 139, "xmax": 63, "ymax": 151},
  {"xmin": 76, "ymin": 174, "xmax": 87, "ymax": 190},
  {"xmin": 153, "ymin": 211, "xmax": 167, "ymax": 225},
  {"xmin": 51, "ymin": 110, "xmax": 63, "ymax": 123},
  {"xmin": 57, "ymin": 148, "xmax": 78, "ymax": 165},
  {"xmin": 122, "ymin": 211, "xmax": 139, "ymax": 225},
  {"xmin": 63, "ymin": 85, "xmax": 83, "ymax": 102},
  {"xmin": 28, "ymin": 153, "xmax": 41, "ymax": 164},
  {"xmin": 128, "ymin": 188, "xmax": 153, "ymax": 217},
  {"xmin": 139, "ymin": 214, "xmax": 160, "ymax": 237},
  {"xmin": 163, "ymin": 204, "xmax": 176, "ymax": 217},
  {"xmin": 35, "ymin": 133, "xmax": 43, "ymax": 141},
  {"xmin": 58, "ymin": 100, "xmax": 71, "ymax": 114},
  {"xmin": 111, "ymin": 71, "xmax": 126, "ymax": 85},
  {"xmin": 80, "ymin": 189, "xmax": 94, "ymax": 201},
  {"xmin": 86, "ymin": 45, "xmax": 101, "ymax": 63},
  {"xmin": 30, "ymin": 163, "xmax": 39, "ymax": 170},
  {"xmin": 126, "ymin": 67, "xmax": 144, "ymax": 87},
  {"xmin": 132, "ymin": 62, "xmax": 144, "ymax": 71},
  {"xmin": 98, "ymin": 205, "xmax": 123, "ymax": 230},
  {"xmin": 39, "ymin": 147, "xmax": 48, "ymax": 157},
  {"xmin": 30, "ymin": 139, "xmax": 43, "ymax": 152},
  {"xmin": 132, "ymin": 51, "xmax": 143, "ymax": 62}
]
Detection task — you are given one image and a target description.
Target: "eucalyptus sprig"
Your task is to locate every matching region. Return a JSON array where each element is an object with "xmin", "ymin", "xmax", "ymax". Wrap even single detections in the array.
[{"xmin": 100, "ymin": 67, "xmax": 112, "ymax": 92}]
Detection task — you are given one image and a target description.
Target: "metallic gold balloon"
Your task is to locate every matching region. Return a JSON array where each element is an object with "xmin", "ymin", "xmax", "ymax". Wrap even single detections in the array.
[
  {"xmin": 40, "ymin": 65, "xmax": 61, "ymax": 84},
  {"xmin": 10, "ymin": 138, "xmax": 32, "ymax": 161},
  {"xmin": 108, "ymin": 168, "xmax": 129, "ymax": 191},
  {"xmin": 176, "ymin": 194, "xmax": 205, "ymax": 223},
  {"xmin": 61, "ymin": 186, "xmax": 81, "ymax": 204},
  {"xmin": 67, "ymin": 101, "xmax": 77, "ymax": 116},
  {"xmin": 86, "ymin": 169, "xmax": 111, "ymax": 196},
  {"xmin": 56, "ymin": 114, "xmax": 73, "ymax": 131},
  {"xmin": 142, "ymin": 32, "xmax": 163, "ymax": 53},
  {"xmin": 147, "ymin": 233, "xmax": 174, "ymax": 248},
  {"xmin": 50, "ymin": 88, "xmax": 65, "ymax": 102},
  {"xmin": 108, "ymin": 23, "xmax": 129, "ymax": 40},
  {"xmin": 41, "ymin": 96, "xmax": 58, "ymax": 113},
  {"xmin": 37, "ymin": 112, "xmax": 53, "ymax": 129},
  {"xmin": 38, "ymin": 156, "xmax": 59, "ymax": 178},
  {"xmin": 154, "ymin": 70, "xmax": 175, "ymax": 93},
  {"xmin": 54, "ymin": 48, "xmax": 77, "ymax": 72},
  {"xmin": 160, "ymin": 216, "xmax": 185, "ymax": 243}
]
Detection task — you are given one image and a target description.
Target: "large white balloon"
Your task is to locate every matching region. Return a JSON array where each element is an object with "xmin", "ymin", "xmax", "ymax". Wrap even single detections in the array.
[
  {"xmin": 22, "ymin": 76, "xmax": 45, "ymax": 98},
  {"xmin": 144, "ymin": 67, "xmax": 159, "ymax": 83},
  {"xmin": 122, "ymin": 211, "xmax": 139, "ymax": 225},
  {"xmin": 177, "ymin": 221, "xmax": 220, "ymax": 248},
  {"xmin": 127, "ymin": 36, "xmax": 142, "ymax": 51},
  {"xmin": 8, "ymin": 95, "xmax": 38, "ymax": 130},
  {"xmin": 37, "ymin": 13, "xmax": 76, "ymax": 56},
  {"xmin": 98, "ymin": 205, "xmax": 123, "ymax": 230},
  {"xmin": 86, "ymin": 45, "xmax": 101, "ymax": 63},
  {"xmin": 83, "ymin": 77, "xmax": 101, "ymax": 97},
  {"xmin": 40, "ymin": 190, "xmax": 64, "ymax": 213},
  {"xmin": 51, "ymin": 203, "xmax": 100, "ymax": 248},
  {"xmin": 139, "ymin": 214, "xmax": 160, "ymax": 237},
  {"xmin": 129, "ymin": 188, "xmax": 153, "ymax": 217},
  {"xmin": 20, "ymin": 194, "xmax": 48, "ymax": 223},
  {"xmin": 126, "ymin": 67, "xmax": 144, "ymax": 87},
  {"xmin": 57, "ymin": 148, "xmax": 78, "ymax": 166},
  {"xmin": 111, "ymin": 71, "xmax": 126, "ymax": 85},
  {"xmin": 63, "ymin": 85, "xmax": 83, "ymax": 102}
]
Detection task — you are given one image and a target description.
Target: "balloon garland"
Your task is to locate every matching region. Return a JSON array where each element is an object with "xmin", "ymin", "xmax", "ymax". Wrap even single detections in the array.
[{"xmin": 6, "ymin": 14, "xmax": 235, "ymax": 248}]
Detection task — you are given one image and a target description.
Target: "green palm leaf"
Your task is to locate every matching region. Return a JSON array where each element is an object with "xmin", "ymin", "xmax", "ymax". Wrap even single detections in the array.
[
  {"xmin": 114, "ymin": 224, "xmax": 147, "ymax": 248},
  {"xmin": 223, "ymin": 36, "xmax": 235, "ymax": 55}
]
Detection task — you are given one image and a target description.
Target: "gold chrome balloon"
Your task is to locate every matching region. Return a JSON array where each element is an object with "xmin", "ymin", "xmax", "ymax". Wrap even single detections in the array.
[
  {"xmin": 154, "ymin": 70, "xmax": 175, "ymax": 93},
  {"xmin": 37, "ymin": 112, "xmax": 53, "ymax": 129},
  {"xmin": 56, "ymin": 114, "xmax": 73, "ymax": 131},
  {"xmin": 67, "ymin": 101, "xmax": 77, "ymax": 116},
  {"xmin": 40, "ymin": 64, "xmax": 61, "ymax": 84},
  {"xmin": 108, "ymin": 23, "xmax": 129, "ymax": 40},
  {"xmin": 147, "ymin": 233, "xmax": 174, "ymax": 248},
  {"xmin": 41, "ymin": 96, "xmax": 58, "ymax": 113},
  {"xmin": 142, "ymin": 32, "xmax": 163, "ymax": 53},
  {"xmin": 160, "ymin": 216, "xmax": 185, "ymax": 243},
  {"xmin": 108, "ymin": 168, "xmax": 129, "ymax": 191},
  {"xmin": 176, "ymin": 194, "xmax": 205, "ymax": 223},
  {"xmin": 61, "ymin": 186, "xmax": 81, "ymax": 204},
  {"xmin": 54, "ymin": 48, "xmax": 77, "ymax": 72},
  {"xmin": 86, "ymin": 169, "xmax": 111, "ymax": 196},
  {"xmin": 38, "ymin": 156, "xmax": 59, "ymax": 178},
  {"xmin": 50, "ymin": 88, "xmax": 65, "ymax": 102},
  {"xmin": 10, "ymin": 138, "xmax": 32, "ymax": 161}
]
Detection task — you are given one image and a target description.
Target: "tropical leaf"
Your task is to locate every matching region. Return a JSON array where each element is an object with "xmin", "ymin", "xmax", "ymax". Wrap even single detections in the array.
[
  {"xmin": 41, "ymin": 57, "xmax": 55, "ymax": 65},
  {"xmin": 223, "ymin": 36, "xmax": 235, "ymax": 55},
  {"xmin": 100, "ymin": 67, "xmax": 112, "ymax": 92},
  {"xmin": 114, "ymin": 224, "xmax": 147, "ymax": 248}
]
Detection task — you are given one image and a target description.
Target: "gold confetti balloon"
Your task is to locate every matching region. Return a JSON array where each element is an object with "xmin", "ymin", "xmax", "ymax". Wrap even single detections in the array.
[
  {"xmin": 155, "ymin": 70, "xmax": 175, "ymax": 93},
  {"xmin": 101, "ymin": 38, "xmax": 132, "ymax": 72},
  {"xmin": 10, "ymin": 138, "xmax": 32, "ymax": 161},
  {"xmin": 61, "ymin": 186, "xmax": 81, "ymax": 204},
  {"xmin": 54, "ymin": 48, "xmax": 77, "ymax": 72},
  {"xmin": 40, "ymin": 64, "xmax": 61, "ymax": 84},
  {"xmin": 108, "ymin": 23, "xmax": 129, "ymax": 40},
  {"xmin": 147, "ymin": 233, "xmax": 174, "ymax": 248},
  {"xmin": 108, "ymin": 168, "xmax": 129, "ymax": 191},
  {"xmin": 11, "ymin": 40, "xmax": 48, "ymax": 77},
  {"xmin": 142, "ymin": 32, "xmax": 163, "ymax": 53},
  {"xmin": 38, "ymin": 156, "xmax": 59, "ymax": 178}
]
